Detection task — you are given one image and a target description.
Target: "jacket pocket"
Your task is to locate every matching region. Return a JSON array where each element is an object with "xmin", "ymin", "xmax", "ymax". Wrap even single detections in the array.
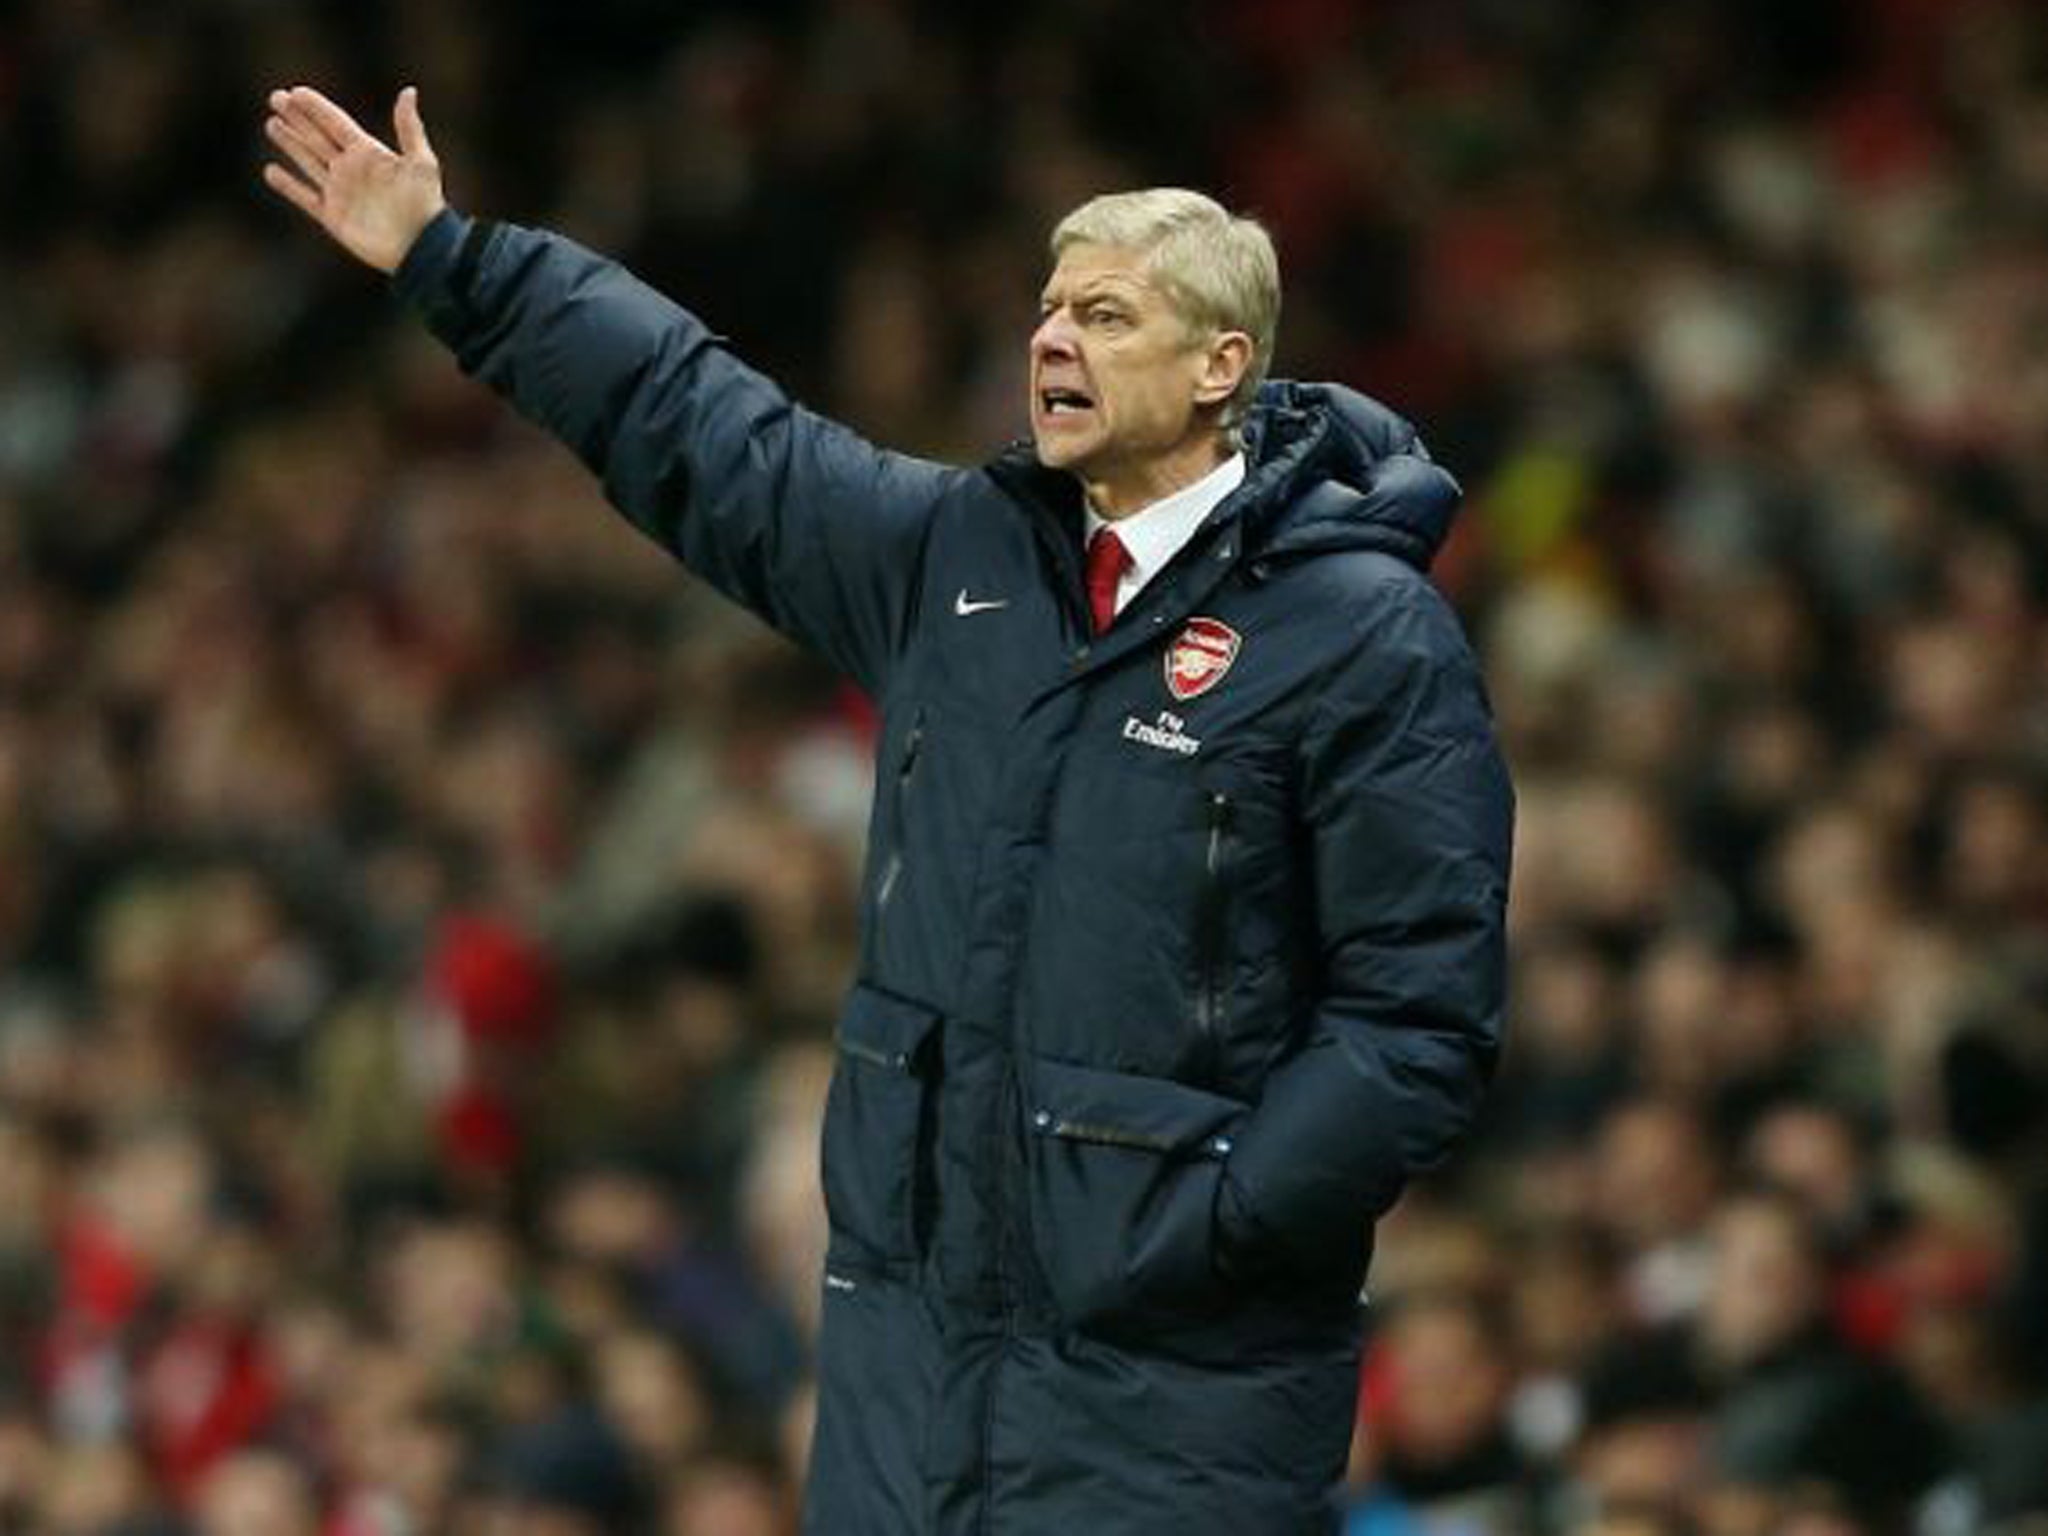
[
  {"xmin": 1020, "ymin": 1055, "xmax": 1248, "ymax": 1333},
  {"xmin": 821, "ymin": 984, "xmax": 941, "ymax": 1275}
]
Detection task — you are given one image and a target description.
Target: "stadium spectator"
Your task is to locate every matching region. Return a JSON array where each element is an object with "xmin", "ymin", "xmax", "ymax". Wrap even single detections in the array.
[{"xmin": 1348, "ymin": 1291, "xmax": 1536, "ymax": 1535}]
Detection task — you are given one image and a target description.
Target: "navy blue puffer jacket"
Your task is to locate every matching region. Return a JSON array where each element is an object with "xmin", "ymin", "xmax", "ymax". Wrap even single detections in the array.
[{"xmin": 396, "ymin": 209, "xmax": 1514, "ymax": 1536}]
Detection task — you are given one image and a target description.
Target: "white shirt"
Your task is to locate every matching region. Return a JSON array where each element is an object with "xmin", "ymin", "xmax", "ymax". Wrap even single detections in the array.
[{"xmin": 1084, "ymin": 453, "xmax": 1247, "ymax": 616}]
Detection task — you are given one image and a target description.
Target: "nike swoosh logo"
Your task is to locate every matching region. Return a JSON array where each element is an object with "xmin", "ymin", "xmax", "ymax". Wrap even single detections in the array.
[{"xmin": 954, "ymin": 590, "xmax": 1009, "ymax": 616}]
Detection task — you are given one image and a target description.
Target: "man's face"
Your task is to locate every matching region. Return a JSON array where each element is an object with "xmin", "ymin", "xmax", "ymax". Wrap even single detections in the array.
[{"xmin": 1029, "ymin": 242, "xmax": 1218, "ymax": 484}]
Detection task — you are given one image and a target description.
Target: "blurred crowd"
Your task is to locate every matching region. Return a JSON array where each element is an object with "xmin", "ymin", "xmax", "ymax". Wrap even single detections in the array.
[{"xmin": 3, "ymin": 0, "xmax": 2048, "ymax": 1532}]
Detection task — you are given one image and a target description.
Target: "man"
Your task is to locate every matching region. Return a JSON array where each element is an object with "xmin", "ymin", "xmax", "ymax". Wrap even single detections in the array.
[{"xmin": 262, "ymin": 84, "xmax": 1513, "ymax": 1535}]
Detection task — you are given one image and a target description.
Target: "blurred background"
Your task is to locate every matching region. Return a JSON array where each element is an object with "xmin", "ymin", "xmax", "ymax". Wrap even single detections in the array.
[{"xmin": 3, "ymin": 0, "xmax": 2048, "ymax": 1532}]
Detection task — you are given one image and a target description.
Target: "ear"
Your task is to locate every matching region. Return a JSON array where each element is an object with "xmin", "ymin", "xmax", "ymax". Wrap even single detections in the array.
[{"xmin": 1192, "ymin": 331, "xmax": 1254, "ymax": 411}]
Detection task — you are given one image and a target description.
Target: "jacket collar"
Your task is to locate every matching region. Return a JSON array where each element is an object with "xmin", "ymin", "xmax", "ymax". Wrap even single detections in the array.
[{"xmin": 989, "ymin": 380, "xmax": 1463, "ymax": 577}]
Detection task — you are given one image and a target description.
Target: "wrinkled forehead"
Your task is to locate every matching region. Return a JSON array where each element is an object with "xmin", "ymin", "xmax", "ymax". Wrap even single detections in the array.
[{"xmin": 1040, "ymin": 241, "xmax": 1171, "ymax": 306}]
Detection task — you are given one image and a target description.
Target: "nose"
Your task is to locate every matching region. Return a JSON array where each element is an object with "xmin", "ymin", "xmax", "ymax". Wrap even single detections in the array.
[{"xmin": 1031, "ymin": 306, "xmax": 1078, "ymax": 360}]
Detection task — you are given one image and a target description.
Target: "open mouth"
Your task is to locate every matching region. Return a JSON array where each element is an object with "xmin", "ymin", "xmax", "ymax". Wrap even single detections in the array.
[{"xmin": 1038, "ymin": 386, "xmax": 1095, "ymax": 418}]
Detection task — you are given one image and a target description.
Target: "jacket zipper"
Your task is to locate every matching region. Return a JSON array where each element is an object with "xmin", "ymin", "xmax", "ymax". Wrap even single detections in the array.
[
  {"xmin": 873, "ymin": 712, "xmax": 924, "ymax": 928},
  {"xmin": 1029, "ymin": 1113, "xmax": 1234, "ymax": 1159},
  {"xmin": 1193, "ymin": 790, "xmax": 1231, "ymax": 1084},
  {"xmin": 836, "ymin": 1035, "xmax": 915, "ymax": 1073}
]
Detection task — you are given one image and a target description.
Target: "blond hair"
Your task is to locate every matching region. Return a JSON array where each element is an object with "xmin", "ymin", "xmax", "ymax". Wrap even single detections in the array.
[{"xmin": 1051, "ymin": 188, "xmax": 1280, "ymax": 428}]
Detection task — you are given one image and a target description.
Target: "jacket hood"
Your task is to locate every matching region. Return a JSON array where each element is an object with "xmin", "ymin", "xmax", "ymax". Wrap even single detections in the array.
[{"xmin": 1238, "ymin": 380, "xmax": 1464, "ymax": 572}]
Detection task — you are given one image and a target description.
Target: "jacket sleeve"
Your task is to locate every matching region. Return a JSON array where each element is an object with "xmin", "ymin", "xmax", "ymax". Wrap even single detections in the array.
[
  {"xmin": 392, "ymin": 209, "xmax": 957, "ymax": 693},
  {"xmin": 1217, "ymin": 576, "xmax": 1513, "ymax": 1289}
]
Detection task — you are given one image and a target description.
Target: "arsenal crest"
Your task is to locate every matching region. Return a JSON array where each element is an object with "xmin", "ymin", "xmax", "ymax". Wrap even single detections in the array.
[{"xmin": 1165, "ymin": 617, "xmax": 1241, "ymax": 701}]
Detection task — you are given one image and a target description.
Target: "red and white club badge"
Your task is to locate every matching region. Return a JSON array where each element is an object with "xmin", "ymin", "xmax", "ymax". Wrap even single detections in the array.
[{"xmin": 1165, "ymin": 617, "xmax": 1242, "ymax": 701}]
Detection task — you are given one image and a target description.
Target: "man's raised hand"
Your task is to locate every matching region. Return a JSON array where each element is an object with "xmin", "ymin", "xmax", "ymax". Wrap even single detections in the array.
[{"xmin": 262, "ymin": 86, "xmax": 447, "ymax": 274}]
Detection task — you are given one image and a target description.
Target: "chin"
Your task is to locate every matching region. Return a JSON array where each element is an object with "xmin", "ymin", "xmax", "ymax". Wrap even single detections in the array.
[{"xmin": 1032, "ymin": 427, "xmax": 1097, "ymax": 472}]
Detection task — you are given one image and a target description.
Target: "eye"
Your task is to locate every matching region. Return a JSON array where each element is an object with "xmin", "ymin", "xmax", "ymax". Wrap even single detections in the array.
[{"xmin": 1086, "ymin": 304, "xmax": 1129, "ymax": 329}]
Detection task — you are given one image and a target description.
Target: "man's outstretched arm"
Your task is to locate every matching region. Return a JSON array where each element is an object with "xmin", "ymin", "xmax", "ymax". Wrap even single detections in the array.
[{"xmin": 261, "ymin": 86, "xmax": 953, "ymax": 693}]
